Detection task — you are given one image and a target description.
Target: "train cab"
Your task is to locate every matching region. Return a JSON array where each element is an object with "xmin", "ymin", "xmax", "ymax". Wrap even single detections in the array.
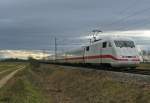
[{"xmin": 110, "ymin": 37, "xmax": 140, "ymax": 67}]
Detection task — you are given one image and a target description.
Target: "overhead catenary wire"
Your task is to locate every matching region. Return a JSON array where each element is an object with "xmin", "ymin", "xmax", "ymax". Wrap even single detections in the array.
[
  {"xmin": 117, "ymin": 0, "xmax": 140, "ymax": 15},
  {"xmin": 106, "ymin": 7, "xmax": 150, "ymax": 31},
  {"xmin": 112, "ymin": 16, "xmax": 150, "ymax": 31},
  {"xmin": 101, "ymin": 0, "xmax": 150, "ymax": 31}
]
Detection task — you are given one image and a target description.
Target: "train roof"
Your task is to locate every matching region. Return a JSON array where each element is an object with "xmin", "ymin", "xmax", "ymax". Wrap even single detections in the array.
[
  {"xmin": 64, "ymin": 36, "xmax": 135, "ymax": 53},
  {"xmin": 91, "ymin": 36, "xmax": 134, "ymax": 43}
]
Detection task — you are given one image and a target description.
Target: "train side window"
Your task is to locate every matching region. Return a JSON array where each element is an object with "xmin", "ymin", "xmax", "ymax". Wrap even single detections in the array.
[
  {"xmin": 103, "ymin": 42, "xmax": 107, "ymax": 48},
  {"xmin": 109, "ymin": 42, "xmax": 112, "ymax": 47},
  {"xmin": 86, "ymin": 46, "xmax": 89, "ymax": 51}
]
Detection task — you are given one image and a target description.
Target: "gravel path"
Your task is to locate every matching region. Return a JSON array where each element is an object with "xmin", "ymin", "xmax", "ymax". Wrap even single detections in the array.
[
  {"xmin": 0, "ymin": 69, "xmax": 12, "ymax": 75},
  {"xmin": 0, "ymin": 66, "xmax": 25, "ymax": 88}
]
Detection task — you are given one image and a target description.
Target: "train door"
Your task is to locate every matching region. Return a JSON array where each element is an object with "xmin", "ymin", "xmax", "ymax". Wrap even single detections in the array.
[
  {"xmin": 94, "ymin": 43, "xmax": 101, "ymax": 64},
  {"xmin": 84, "ymin": 44, "xmax": 100, "ymax": 64},
  {"xmin": 84, "ymin": 46, "xmax": 90, "ymax": 63},
  {"xmin": 99, "ymin": 42, "xmax": 102, "ymax": 64},
  {"xmin": 101, "ymin": 41, "xmax": 113, "ymax": 64},
  {"xmin": 101, "ymin": 41, "xmax": 107, "ymax": 63},
  {"xmin": 107, "ymin": 41, "xmax": 113, "ymax": 63}
]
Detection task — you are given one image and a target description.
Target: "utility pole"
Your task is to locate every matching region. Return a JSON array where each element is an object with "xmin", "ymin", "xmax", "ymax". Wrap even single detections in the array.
[
  {"xmin": 54, "ymin": 37, "xmax": 57, "ymax": 61},
  {"xmin": 43, "ymin": 49, "xmax": 45, "ymax": 60}
]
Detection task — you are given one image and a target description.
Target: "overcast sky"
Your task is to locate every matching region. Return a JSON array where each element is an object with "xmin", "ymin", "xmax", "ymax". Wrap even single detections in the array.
[{"xmin": 0, "ymin": 0, "xmax": 150, "ymax": 51}]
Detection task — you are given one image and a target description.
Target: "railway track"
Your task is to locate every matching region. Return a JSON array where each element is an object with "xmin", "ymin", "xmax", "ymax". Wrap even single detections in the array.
[
  {"xmin": 105, "ymin": 68, "xmax": 150, "ymax": 76},
  {"xmin": 41, "ymin": 62, "xmax": 150, "ymax": 76}
]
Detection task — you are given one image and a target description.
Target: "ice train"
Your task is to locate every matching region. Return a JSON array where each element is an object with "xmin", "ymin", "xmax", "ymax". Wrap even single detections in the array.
[{"xmin": 56, "ymin": 36, "xmax": 141, "ymax": 68}]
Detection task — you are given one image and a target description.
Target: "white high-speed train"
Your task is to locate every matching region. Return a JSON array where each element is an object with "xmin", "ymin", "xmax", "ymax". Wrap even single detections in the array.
[{"xmin": 56, "ymin": 36, "xmax": 141, "ymax": 68}]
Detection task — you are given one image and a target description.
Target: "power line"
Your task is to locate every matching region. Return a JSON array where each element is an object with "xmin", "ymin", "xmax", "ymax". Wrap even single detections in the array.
[
  {"xmin": 109, "ymin": 7, "xmax": 150, "ymax": 30},
  {"xmin": 112, "ymin": 13, "xmax": 150, "ymax": 31},
  {"xmin": 117, "ymin": 0, "xmax": 139, "ymax": 15},
  {"xmin": 102, "ymin": 1, "xmax": 150, "ymax": 31},
  {"xmin": 54, "ymin": 37, "xmax": 57, "ymax": 61}
]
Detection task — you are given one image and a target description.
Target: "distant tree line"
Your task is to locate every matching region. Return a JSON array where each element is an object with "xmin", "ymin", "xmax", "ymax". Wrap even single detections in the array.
[
  {"xmin": 140, "ymin": 50, "xmax": 150, "ymax": 62},
  {"xmin": 0, "ymin": 58, "xmax": 27, "ymax": 62}
]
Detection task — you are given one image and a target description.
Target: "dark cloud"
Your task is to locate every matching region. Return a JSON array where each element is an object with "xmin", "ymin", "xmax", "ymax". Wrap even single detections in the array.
[{"xmin": 0, "ymin": 0, "xmax": 150, "ymax": 50}]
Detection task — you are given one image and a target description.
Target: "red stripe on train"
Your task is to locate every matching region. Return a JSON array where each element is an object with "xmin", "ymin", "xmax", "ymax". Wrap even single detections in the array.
[{"xmin": 65, "ymin": 55, "xmax": 140, "ymax": 61}]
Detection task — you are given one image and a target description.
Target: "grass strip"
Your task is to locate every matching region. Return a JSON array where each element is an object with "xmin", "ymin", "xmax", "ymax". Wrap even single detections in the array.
[
  {"xmin": 0, "ymin": 64, "xmax": 47, "ymax": 103},
  {"xmin": 1, "ymin": 62, "xmax": 150, "ymax": 103}
]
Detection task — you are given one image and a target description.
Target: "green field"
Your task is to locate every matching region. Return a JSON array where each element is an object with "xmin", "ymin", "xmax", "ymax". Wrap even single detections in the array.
[{"xmin": 0, "ymin": 61, "xmax": 150, "ymax": 103}]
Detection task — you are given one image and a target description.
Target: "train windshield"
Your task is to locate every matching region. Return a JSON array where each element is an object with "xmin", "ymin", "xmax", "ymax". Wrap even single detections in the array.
[{"xmin": 114, "ymin": 40, "xmax": 135, "ymax": 48}]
